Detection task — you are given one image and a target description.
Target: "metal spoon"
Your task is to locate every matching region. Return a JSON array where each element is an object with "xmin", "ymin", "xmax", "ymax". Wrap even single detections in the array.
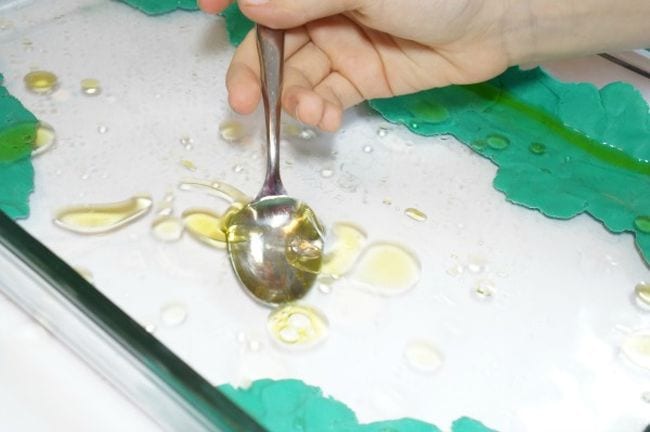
[{"xmin": 226, "ymin": 25, "xmax": 325, "ymax": 305}]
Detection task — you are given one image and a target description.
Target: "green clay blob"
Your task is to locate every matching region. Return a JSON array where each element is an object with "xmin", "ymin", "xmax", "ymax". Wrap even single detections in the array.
[
  {"xmin": 221, "ymin": 3, "xmax": 253, "ymax": 46},
  {"xmin": 118, "ymin": 0, "xmax": 198, "ymax": 15},
  {"xmin": 219, "ymin": 379, "xmax": 497, "ymax": 432},
  {"xmin": 369, "ymin": 68, "xmax": 650, "ymax": 264},
  {"xmin": 0, "ymin": 73, "xmax": 38, "ymax": 219}
]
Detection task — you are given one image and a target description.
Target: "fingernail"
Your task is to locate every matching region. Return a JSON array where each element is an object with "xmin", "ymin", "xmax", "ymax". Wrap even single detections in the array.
[{"xmin": 242, "ymin": 0, "xmax": 269, "ymax": 5}]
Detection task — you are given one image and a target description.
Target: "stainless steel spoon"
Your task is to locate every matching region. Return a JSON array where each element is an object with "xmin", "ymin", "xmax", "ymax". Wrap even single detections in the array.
[{"xmin": 226, "ymin": 25, "xmax": 325, "ymax": 305}]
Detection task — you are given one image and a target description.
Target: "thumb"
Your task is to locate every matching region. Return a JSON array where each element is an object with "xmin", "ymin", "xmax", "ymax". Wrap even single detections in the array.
[{"xmin": 238, "ymin": 0, "xmax": 365, "ymax": 28}]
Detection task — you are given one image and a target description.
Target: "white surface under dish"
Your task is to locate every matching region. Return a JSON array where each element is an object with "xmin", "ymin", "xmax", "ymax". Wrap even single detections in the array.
[{"xmin": 0, "ymin": 1, "xmax": 649, "ymax": 431}]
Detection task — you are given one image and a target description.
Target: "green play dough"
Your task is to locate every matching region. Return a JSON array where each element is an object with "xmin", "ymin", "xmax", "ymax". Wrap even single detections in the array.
[
  {"xmin": 0, "ymin": 73, "xmax": 37, "ymax": 219},
  {"xmin": 219, "ymin": 379, "xmax": 496, "ymax": 432},
  {"xmin": 370, "ymin": 68, "xmax": 650, "ymax": 264},
  {"xmin": 119, "ymin": 0, "xmax": 198, "ymax": 15}
]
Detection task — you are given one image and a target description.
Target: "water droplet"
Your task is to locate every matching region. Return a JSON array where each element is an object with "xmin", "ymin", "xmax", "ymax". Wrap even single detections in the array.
[
  {"xmin": 298, "ymin": 128, "xmax": 317, "ymax": 140},
  {"xmin": 144, "ymin": 323, "xmax": 157, "ymax": 333},
  {"xmin": 54, "ymin": 195, "xmax": 153, "ymax": 234},
  {"xmin": 351, "ymin": 243, "xmax": 420, "ymax": 295},
  {"xmin": 473, "ymin": 279, "xmax": 495, "ymax": 301},
  {"xmin": 267, "ymin": 303, "xmax": 328, "ymax": 349},
  {"xmin": 317, "ymin": 283, "xmax": 332, "ymax": 294},
  {"xmin": 529, "ymin": 142, "xmax": 546, "ymax": 155},
  {"xmin": 233, "ymin": 164, "xmax": 243, "ymax": 173},
  {"xmin": 24, "ymin": 70, "xmax": 58, "ymax": 94},
  {"xmin": 151, "ymin": 216, "xmax": 183, "ymax": 242},
  {"xmin": 179, "ymin": 136, "xmax": 193, "ymax": 150},
  {"xmin": 486, "ymin": 134, "xmax": 510, "ymax": 150},
  {"xmin": 634, "ymin": 216, "xmax": 650, "ymax": 233},
  {"xmin": 320, "ymin": 168, "xmax": 334, "ymax": 178},
  {"xmin": 182, "ymin": 208, "xmax": 228, "ymax": 248},
  {"xmin": 634, "ymin": 282, "xmax": 650, "ymax": 310},
  {"xmin": 219, "ymin": 120, "xmax": 247, "ymax": 142},
  {"xmin": 160, "ymin": 302, "xmax": 188, "ymax": 327},
  {"xmin": 621, "ymin": 329, "xmax": 650, "ymax": 370},
  {"xmin": 376, "ymin": 127, "xmax": 389, "ymax": 137},
  {"xmin": 404, "ymin": 207, "xmax": 427, "ymax": 222},
  {"xmin": 180, "ymin": 159, "xmax": 197, "ymax": 172},
  {"xmin": 404, "ymin": 341, "xmax": 443, "ymax": 373},
  {"xmin": 382, "ymin": 198, "xmax": 392, "ymax": 205},
  {"xmin": 466, "ymin": 256, "xmax": 486, "ymax": 274},
  {"xmin": 248, "ymin": 339, "xmax": 261, "ymax": 352},
  {"xmin": 362, "ymin": 145, "xmax": 373, "ymax": 153},
  {"xmin": 446, "ymin": 264, "xmax": 464, "ymax": 277},
  {"xmin": 32, "ymin": 122, "xmax": 56, "ymax": 156},
  {"xmin": 80, "ymin": 78, "xmax": 101, "ymax": 96},
  {"xmin": 80, "ymin": 172, "xmax": 90, "ymax": 180},
  {"xmin": 97, "ymin": 125, "xmax": 108, "ymax": 134}
]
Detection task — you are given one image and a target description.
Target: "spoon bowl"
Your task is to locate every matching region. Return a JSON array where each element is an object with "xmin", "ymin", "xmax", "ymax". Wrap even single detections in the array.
[
  {"xmin": 227, "ymin": 196, "xmax": 324, "ymax": 304},
  {"xmin": 226, "ymin": 26, "xmax": 325, "ymax": 305}
]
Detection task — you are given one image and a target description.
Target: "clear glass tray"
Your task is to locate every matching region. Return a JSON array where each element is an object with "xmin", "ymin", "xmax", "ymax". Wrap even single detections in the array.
[{"xmin": 1, "ymin": 1, "xmax": 649, "ymax": 431}]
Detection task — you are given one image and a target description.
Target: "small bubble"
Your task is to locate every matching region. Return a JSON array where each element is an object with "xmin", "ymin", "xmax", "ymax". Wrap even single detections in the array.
[
  {"xmin": 473, "ymin": 279, "xmax": 495, "ymax": 301},
  {"xmin": 180, "ymin": 159, "xmax": 197, "ymax": 172},
  {"xmin": 446, "ymin": 264, "xmax": 463, "ymax": 277},
  {"xmin": 160, "ymin": 302, "xmax": 188, "ymax": 327},
  {"xmin": 634, "ymin": 282, "xmax": 650, "ymax": 310},
  {"xmin": 80, "ymin": 78, "xmax": 101, "ymax": 96},
  {"xmin": 409, "ymin": 122, "xmax": 419, "ymax": 129},
  {"xmin": 144, "ymin": 323, "xmax": 156, "ymax": 334},
  {"xmin": 298, "ymin": 128, "xmax": 317, "ymax": 140},
  {"xmin": 80, "ymin": 172, "xmax": 90, "ymax": 180},
  {"xmin": 404, "ymin": 341, "xmax": 443, "ymax": 373},
  {"xmin": 233, "ymin": 164, "xmax": 243, "ymax": 173},
  {"xmin": 376, "ymin": 127, "xmax": 389, "ymax": 137},
  {"xmin": 219, "ymin": 120, "xmax": 247, "ymax": 142},
  {"xmin": 404, "ymin": 207, "xmax": 427, "ymax": 222},
  {"xmin": 24, "ymin": 70, "xmax": 58, "ymax": 94},
  {"xmin": 247, "ymin": 339, "xmax": 261, "ymax": 352},
  {"xmin": 529, "ymin": 142, "xmax": 546, "ymax": 155},
  {"xmin": 466, "ymin": 256, "xmax": 486, "ymax": 274},
  {"xmin": 320, "ymin": 168, "xmax": 334, "ymax": 178},
  {"xmin": 362, "ymin": 145, "xmax": 374, "ymax": 153},
  {"xmin": 97, "ymin": 125, "xmax": 108, "ymax": 134},
  {"xmin": 317, "ymin": 283, "xmax": 332, "ymax": 294},
  {"xmin": 179, "ymin": 136, "xmax": 193, "ymax": 150},
  {"xmin": 486, "ymin": 134, "xmax": 510, "ymax": 150}
]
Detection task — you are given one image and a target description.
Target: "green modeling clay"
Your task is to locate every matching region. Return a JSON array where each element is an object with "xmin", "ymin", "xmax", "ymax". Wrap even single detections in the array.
[
  {"xmin": 0, "ymin": 73, "xmax": 37, "ymax": 219},
  {"xmin": 119, "ymin": 0, "xmax": 198, "ymax": 15},
  {"xmin": 370, "ymin": 68, "xmax": 650, "ymax": 264},
  {"xmin": 219, "ymin": 379, "xmax": 496, "ymax": 432},
  {"xmin": 221, "ymin": 4, "xmax": 650, "ymax": 265}
]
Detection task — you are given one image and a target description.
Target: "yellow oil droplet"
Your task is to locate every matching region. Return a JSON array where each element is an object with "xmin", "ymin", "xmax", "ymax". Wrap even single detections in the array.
[
  {"xmin": 180, "ymin": 159, "xmax": 197, "ymax": 172},
  {"xmin": 24, "ymin": 70, "xmax": 58, "ymax": 94},
  {"xmin": 32, "ymin": 122, "xmax": 56, "ymax": 156},
  {"xmin": 635, "ymin": 282, "xmax": 650, "ymax": 310},
  {"xmin": 404, "ymin": 207, "xmax": 427, "ymax": 222},
  {"xmin": 151, "ymin": 216, "xmax": 183, "ymax": 242},
  {"xmin": 351, "ymin": 243, "xmax": 421, "ymax": 295},
  {"xmin": 182, "ymin": 208, "xmax": 228, "ymax": 248},
  {"xmin": 54, "ymin": 195, "xmax": 153, "ymax": 234},
  {"xmin": 219, "ymin": 120, "xmax": 247, "ymax": 142},
  {"xmin": 621, "ymin": 330, "xmax": 650, "ymax": 370},
  {"xmin": 404, "ymin": 341, "xmax": 443, "ymax": 373},
  {"xmin": 80, "ymin": 78, "xmax": 101, "ymax": 96},
  {"xmin": 321, "ymin": 223, "xmax": 366, "ymax": 279},
  {"xmin": 267, "ymin": 303, "xmax": 328, "ymax": 348}
]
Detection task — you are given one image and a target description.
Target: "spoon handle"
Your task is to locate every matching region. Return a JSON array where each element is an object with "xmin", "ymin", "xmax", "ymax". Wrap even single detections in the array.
[{"xmin": 256, "ymin": 25, "xmax": 286, "ymax": 198}]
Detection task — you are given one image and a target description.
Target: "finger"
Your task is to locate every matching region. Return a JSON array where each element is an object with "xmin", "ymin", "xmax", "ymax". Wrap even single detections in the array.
[
  {"xmin": 238, "ymin": 0, "xmax": 365, "ymax": 29},
  {"xmin": 198, "ymin": 0, "xmax": 233, "ymax": 14},
  {"xmin": 314, "ymin": 72, "xmax": 364, "ymax": 111},
  {"xmin": 226, "ymin": 28, "xmax": 310, "ymax": 114},
  {"xmin": 307, "ymin": 16, "xmax": 392, "ymax": 100},
  {"xmin": 282, "ymin": 42, "xmax": 331, "ymax": 120}
]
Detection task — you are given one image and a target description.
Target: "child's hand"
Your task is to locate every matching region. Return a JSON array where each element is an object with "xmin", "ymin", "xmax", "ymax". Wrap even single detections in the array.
[{"xmin": 200, "ymin": 0, "xmax": 650, "ymax": 132}]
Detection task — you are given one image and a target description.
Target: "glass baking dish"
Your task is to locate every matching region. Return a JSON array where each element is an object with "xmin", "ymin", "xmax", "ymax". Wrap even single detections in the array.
[{"xmin": 1, "ymin": 0, "xmax": 649, "ymax": 430}]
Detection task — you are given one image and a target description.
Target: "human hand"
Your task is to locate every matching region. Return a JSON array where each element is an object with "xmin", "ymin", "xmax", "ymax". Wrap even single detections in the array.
[
  {"xmin": 200, "ymin": 0, "xmax": 650, "ymax": 132},
  {"xmin": 200, "ymin": 0, "xmax": 518, "ymax": 131}
]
